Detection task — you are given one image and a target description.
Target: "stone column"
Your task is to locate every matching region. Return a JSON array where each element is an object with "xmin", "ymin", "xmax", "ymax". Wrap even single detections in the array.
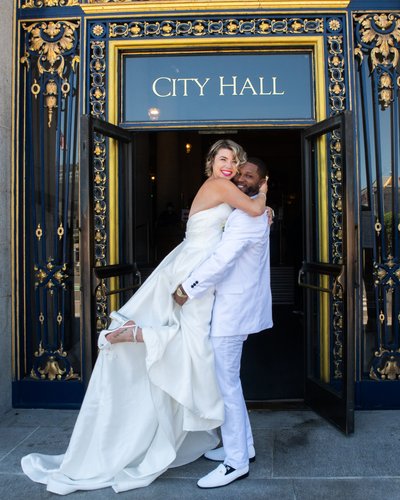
[{"xmin": 0, "ymin": 0, "xmax": 14, "ymax": 414}]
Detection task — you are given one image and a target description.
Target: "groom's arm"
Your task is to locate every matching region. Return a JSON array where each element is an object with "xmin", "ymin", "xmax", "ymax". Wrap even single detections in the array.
[{"xmin": 174, "ymin": 212, "xmax": 266, "ymax": 304}]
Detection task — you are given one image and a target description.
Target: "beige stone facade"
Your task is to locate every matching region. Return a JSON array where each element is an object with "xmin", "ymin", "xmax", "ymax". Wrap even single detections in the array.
[{"xmin": 0, "ymin": 0, "xmax": 14, "ymax": 413}]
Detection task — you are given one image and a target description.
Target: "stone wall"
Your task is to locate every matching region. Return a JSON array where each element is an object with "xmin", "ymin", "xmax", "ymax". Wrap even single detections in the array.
[{"xmin": 0, "ymin": 0, "xmax": 14, "ymax": 413}]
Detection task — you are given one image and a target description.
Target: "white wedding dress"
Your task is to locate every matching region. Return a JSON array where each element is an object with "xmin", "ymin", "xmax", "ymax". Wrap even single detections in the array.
[{"xmin": 21, "ymin": 203, "xmax": 232, "ymax": 495}]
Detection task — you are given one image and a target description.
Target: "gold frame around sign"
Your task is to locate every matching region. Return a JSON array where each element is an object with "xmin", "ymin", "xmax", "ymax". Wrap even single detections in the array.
[
  {"xmin": 119, "ymin": 47, "xmax": 317, "ymax": 128},
  {"xmin": 109, "ymin": 36, "xmax": 326, "ymax": 126}
]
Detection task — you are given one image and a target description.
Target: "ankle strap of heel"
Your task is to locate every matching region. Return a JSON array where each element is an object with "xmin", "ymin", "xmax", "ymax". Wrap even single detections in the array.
[{"xmin": 132, "ymin": 324, "xmax": 139, "ymax": 342}]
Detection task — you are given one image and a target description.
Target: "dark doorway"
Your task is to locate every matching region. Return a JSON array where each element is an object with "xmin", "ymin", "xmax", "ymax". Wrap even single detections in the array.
[
  {"xmin": 237, "ymin": 130, "xmax": 304, "ymax": 401},
  {"xmin": 133, "ymin": 129, "xmax": 304, "ymax": 402}
]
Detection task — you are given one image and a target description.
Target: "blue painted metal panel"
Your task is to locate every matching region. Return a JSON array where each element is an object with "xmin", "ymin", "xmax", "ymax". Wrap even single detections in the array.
[{"xmin": 122, "ymin": 52, "xmax": 314, "ymax": 126}]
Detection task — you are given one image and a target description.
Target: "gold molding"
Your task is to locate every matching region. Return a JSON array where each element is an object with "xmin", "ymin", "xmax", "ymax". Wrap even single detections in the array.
[
  {"xmin": 318, "ymin": 134, "xmax": 330, "ymax": 382},
  {"xmin": 82, "ymin": 1, "xmax": 350, "ymax": 14},
  {"xmin": 22, "ymin": 0, "xmax": 79, "ymax": 7}
]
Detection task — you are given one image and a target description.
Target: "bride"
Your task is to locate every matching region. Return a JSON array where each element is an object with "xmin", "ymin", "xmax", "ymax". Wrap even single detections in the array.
[{"xmin": 21, "ymin": 139, "xmax": 268, "ymax": 495}]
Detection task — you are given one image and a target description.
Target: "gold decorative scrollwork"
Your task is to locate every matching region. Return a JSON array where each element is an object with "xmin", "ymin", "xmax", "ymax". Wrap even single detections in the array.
[
  {"xmin": 88, "ymin": 0, "xmax": 130, "ymax": 2},
  {"xmin": 35, "ymin": 223, "xmax": 43, "ymax": 240},
  {"xmin": 22, "ymin": 0, "xmax": 79, "ymax": 7},
  {"xmin": 89, "ymin": 36, "xmax": 108, "ymax": 318},
  {"xmin": 92, "ymin": 24, "xmax": 104, "ymax": 37},
  {"xmin": 31, "ymin": 342, "xmax": 80, "ymax": 381},
  {"xmin": 378, "ymin": 71, "xmax": 393, "ymax": 109},
  {"xmin": 34, "ymin": 341, "xmax": 45, "ymax": 356},
  {"xmin": 22, "ymin": 20, "xmax": 80, "ymax": 78},
  {"xmin": 375, "ymin": 266, "xmax": 387, "ymax": 283},
  {"xmin": 333, "ymin": 293, "xmax": 344, "ymax": 378},
  {"xmin": 89, "ymin": 41, "xmax": 105, "ymax": 118},
  {"xmin": 95, "ymin": 278, "xmax": 108, "ymax": 331},
  {"xmin": 32, "ymin": 356, "xmax": 78, "ymax": 381},
  {"xmin": 44, "ymin": 80, "xmax": 58, "ymax": 127},
  {"xmin": 327, "ymin": 36, "xmax": 345, "ymax": 115},
  {"xmin": 330, "ymin": 127, "xmax": 343, "ymax": 265},
  {"xmin": 72, "ymin": 55, "xmax": 80, "ymax": 72},
  {"xmin": 34, "ymin": 258, "xmax": 68, "ymax": 292},
  {"xmin": 329, "ymin": 19, "xmax": 341, "ymax": 31},
  {"xmin": 370, "ymin": 347, "xmax": 400, "ymax": 381},
  {"xmin": 95, "ymin": 278, "xmax": 108, "ymax": 302},
  {"xmin": 31, "ymin": 79, "xmax": 41, "ymax": 98},
  {"xmin": 378, "ymin": 357, "xmax": 400, "ymax": 380},
  {"xmin": 61, "ymin": 80, "xmax": 70, "ymax": 97},
  {"xmin": 38, "ymin": 356, "xmax": 66, "ymax": 380},
  {"xmin": 373, "ymin": 256, "xmax": 400, "ymax": 292},
  {"xmin": 354, "ymin": 13, "xmax": 400, "ymax": 69},
  {"xmin": 109, "ymin": 17, "xmax": 324, "ymax": 38},
  {"xmin": 354, "ymin": 13, "xmax": 400, "ymax": 109},
  {"xmin": 57, "ymin": 222, "xmax": 64, "ymax": 240},
  {"xmin": 327, "ymin": 29, "xmax": 345, "ymax": 381}
]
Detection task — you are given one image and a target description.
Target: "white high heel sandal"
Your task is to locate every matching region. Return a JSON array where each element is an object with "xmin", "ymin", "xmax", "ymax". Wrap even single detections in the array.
[{"xmin": 97, "ymin": 312, "xmax": 139, "ymax": 350}]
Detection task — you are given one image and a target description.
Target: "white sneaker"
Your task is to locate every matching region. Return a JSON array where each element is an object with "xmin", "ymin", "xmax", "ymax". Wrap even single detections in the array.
[
  {"xmin": 204, "ymin": 445, "xmax": 256, "ymax": 463},
  {"xmin": 197, "ymin": 463, "xmax": 249, "ymax": 488}
]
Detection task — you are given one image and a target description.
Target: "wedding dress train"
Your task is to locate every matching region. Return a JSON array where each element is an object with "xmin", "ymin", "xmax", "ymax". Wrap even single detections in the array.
[{"xmin": 21, "ymin": 203, "xmax": 232, "ymax": 494}]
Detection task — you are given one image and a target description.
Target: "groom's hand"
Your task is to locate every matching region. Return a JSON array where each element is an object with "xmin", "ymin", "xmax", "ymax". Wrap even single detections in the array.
[{"xmin": 173, "ymin": 284, "xmax": 189, "ymax": 306}]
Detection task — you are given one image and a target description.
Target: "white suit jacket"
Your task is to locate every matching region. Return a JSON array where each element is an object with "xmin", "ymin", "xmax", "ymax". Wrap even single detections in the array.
[{"xmin": 182, "ymin": 207, "xmax": 273, "ymax": 337}]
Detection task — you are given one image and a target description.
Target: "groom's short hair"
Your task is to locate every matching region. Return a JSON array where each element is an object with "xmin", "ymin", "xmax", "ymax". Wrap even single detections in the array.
[{"xmin": 246, "ymin": 157, "xmax": 268, "ymax": 178}]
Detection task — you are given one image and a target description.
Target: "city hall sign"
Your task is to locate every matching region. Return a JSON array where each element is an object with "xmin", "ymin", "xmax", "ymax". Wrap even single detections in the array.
[
  {"xmin": 122, "ymin": 51, "xmax": 314, "ymax": 126},
  {"xmin": 151, "ymin": 76, "xmax": 285, "ymax": 97}
]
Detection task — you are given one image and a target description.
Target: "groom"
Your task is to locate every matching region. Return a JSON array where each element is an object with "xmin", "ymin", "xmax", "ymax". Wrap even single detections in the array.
[{"xmin": 173, "ymin": 157, "xmax": 273, "ymax": 488}]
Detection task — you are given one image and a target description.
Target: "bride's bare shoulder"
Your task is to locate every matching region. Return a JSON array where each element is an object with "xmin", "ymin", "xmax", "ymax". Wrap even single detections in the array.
[{"xmin": 201, "ymin": 178, "xmax": 235, "ymax": 192}]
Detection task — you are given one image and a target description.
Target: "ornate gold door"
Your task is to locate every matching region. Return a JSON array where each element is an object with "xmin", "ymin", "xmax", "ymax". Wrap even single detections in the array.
[
  {"xmin": 299, "ymin": 111, "xmax": 356, "ymax": 434},
  {"xmin": 80, "ymin": 115, "xmax": 140, "ymax": 374}
]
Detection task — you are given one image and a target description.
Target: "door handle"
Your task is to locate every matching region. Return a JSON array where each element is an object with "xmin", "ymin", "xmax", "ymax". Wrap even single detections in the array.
[
  {"xmin": 298, "ymin": 269, "xmax": 332, "ymax": 293},
  {"xmin": 105, "ymin": 268, "xmax": 142, "ymax": 296},
  {"xmin": 298, "ymin": 265, "xmax": 345, "ymax": 296},
  {"xmin": 94, "ymin": 265, "xmax": 142, "ymax": 299}
]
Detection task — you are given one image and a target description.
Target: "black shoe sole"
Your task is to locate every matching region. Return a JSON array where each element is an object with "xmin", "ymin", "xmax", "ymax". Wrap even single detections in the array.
[{"xmin": 204, "ymin": 456, "xmax": 256, "ymax": 463}]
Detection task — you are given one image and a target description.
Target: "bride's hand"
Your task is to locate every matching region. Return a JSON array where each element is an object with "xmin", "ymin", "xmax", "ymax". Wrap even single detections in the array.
[
  {"xmin": 259, "ymin": 178, "xmax": 268, "ymax": 195},
  {"xmin": 266, "ymin": 206, "xmax": 274, "ymax": 226}
]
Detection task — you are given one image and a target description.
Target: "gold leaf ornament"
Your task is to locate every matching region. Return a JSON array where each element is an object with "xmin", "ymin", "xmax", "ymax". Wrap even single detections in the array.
[{"xmin": 23, "ymin": 20, "xmax": 79, "ymax": 78}]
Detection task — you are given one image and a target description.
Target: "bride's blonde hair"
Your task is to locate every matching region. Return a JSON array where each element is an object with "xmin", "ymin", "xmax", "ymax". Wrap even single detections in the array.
[{"xmin": 204, "ymin": 139, "xmax": 247, "ymax": 177}]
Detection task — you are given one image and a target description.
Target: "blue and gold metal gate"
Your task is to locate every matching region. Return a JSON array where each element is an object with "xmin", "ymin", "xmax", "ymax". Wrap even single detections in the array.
[
  {"xmin": 353, "ymin": 12, "xmax": 400, "ymax": 406},
  {"xmin": 14, "ymin": 15, "xmax": 83, "ymax": 406}
]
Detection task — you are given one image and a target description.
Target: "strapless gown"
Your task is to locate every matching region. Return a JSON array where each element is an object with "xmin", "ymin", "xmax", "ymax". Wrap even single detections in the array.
[{"xmin": 21, "ymin": 203, "xmax": 233, "ymax": 494}]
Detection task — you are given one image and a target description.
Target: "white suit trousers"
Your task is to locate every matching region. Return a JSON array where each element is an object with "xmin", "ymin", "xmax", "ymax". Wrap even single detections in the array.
[{"xmin": 211, "ymin": 335, "xmax": 254, "ymax": 469}]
